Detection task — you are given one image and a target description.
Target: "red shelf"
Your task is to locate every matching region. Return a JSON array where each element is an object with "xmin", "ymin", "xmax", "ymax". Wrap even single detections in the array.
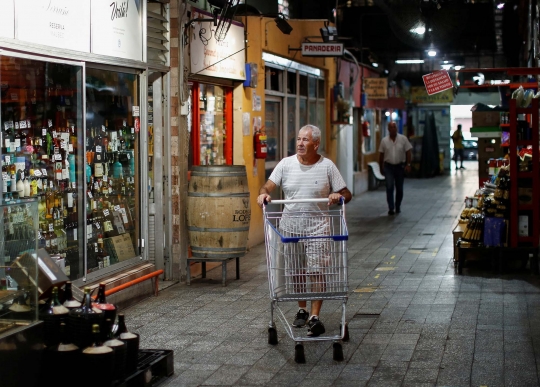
[
  {"xmin": 509, "ymin": 98, "xmax": 540, "ymax": 249},
  {"xmin": 500, "ymin": 123, "xmax": 510, "ymax": 128}
]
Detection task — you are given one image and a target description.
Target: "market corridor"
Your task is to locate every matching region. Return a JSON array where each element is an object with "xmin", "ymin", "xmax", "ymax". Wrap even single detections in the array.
[{"xmin": 127, "ymin": 163, "xmax": 540, "ymax": 387}]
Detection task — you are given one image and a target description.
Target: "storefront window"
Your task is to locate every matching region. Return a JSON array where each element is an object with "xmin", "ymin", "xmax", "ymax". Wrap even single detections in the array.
[
  {"xmin": 190, "ymin": 82, "xmax": 232, "ymax": 166},
  {"xmin": 265, "ymin": 67, "xmax": 282, "ymax": 92},
  {"xmin": 364, "ymin": 109, "xmax": 375, "ymax": 153},
  {"xmin": 85, "ymin": 68, "xmax": 141, "ymax": 276},
  {"xmin": 0, "ymin": 56, "xmax": 84, "ymax": 279},
  {"xmin": 287, "ymin": 96, "xmax": 297, "ymax": 156},
  {"xmin": 299, "ymin": 98, "xmax": 308, "ymax": 129}
]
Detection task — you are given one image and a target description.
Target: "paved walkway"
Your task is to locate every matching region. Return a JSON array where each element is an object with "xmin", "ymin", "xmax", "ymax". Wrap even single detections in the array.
[{"xmin": 126, "ymin": 162, "xmax": 540, "ymax": 386}]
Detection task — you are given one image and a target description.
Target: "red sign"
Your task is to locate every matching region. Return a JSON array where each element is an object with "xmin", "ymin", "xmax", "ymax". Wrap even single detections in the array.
[
  {"xmin": 422, "ymin": 70, "xmax": 453, "ymax": 95},
  {"xmin": 134, "ymin": 117, "xmax": 140, "ymax": 133}
]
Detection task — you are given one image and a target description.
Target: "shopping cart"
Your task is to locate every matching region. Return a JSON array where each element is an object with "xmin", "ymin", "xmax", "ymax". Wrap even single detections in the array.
[{"xmin": 263, "ymin": 198, "xmax": 349, "ymax": 363}]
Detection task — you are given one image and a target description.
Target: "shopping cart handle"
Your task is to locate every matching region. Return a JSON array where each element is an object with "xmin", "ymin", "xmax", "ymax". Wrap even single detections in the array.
[{"xmin": 269, "ymin": 198, "xmax": 330, "ymax": 204}]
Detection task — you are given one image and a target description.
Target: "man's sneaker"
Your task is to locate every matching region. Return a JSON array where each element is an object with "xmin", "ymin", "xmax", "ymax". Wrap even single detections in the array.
[
  {"xmin": 307, "ymin": 316, "xmax": 325, "ymax": 337},
  {"xmin": 292, "ymin": 309, "xmax": 309, "ymax": 328}
]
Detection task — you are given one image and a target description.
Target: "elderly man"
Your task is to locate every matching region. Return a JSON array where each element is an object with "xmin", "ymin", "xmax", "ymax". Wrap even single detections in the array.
[
  {"xmin": 257, "ymin": 124, "xmax": 352, "ymax": 337},
  {"xmin": 379, "ymin": 121, "xmax": 412, "ymax": 215}
]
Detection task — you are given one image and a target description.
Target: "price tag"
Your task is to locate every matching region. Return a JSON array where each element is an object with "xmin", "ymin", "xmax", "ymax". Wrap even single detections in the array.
[
  {"xmin": 34, "ymin": 169, "xmax": 42, "ymax": 177},
  {"xmin": 73, "ymin": 228, "xmax": 77, "ymax": 241},
  {"xmin": 120, "ymin": 208, "xmax": 128, "ymax": 224},
  {"xmin": 114, "ymin": 205, "xmax": 120, "ymax": 211},
  {"xmin": 2, "ymin": 172, "xmax": 8, "ymax": 181},
  {"xmin": 104, "ymin": 221, "xmax": 113, "ymax": 232},
  {"xmin": 48, "ymin": 119, "xmax": 53, "ymax": 128},
  {"xmin": 132, "ymin": 106, "xmax": 140, "ymax": 117},
  {"xmin": 19, "ymin": 120, "xmax": 27, "ymax": 129},
  {"xmin": 94, "ymin": 182, "xmax": 99, "ymax": 190},
  {"xmin": 52, "ymin": 131, "xmax": 57, "ymax": 138},
  {"xmin": 4, "ymin": 139, "xmax": 9, "ymax": 148},
  {"xmin": 42, "ymin": 169, "xmax": 47, "ymax": 176},
  {"xmin": 3, "ymin": 122, "xmax": 8, "ymax": 130},
  {"xmin": 96, "ymin": 145, "xmax": 102, "ymax": 153},
  {"xmin": 103, "ymin": 209, "xmax": 110, "ymax": 217},
  {"xmin": 87, "ymin": 191, "xmax": 93, "ymax": 199},
  {"xmin": 4, "ymin": 155, "xmax": 10, "ymax": 164},
  {"xmin": 95, "ymin": 244, "xmax": 99, "ymax": 253},
  {"xmin": 108, "ymin": 187, "xmax": 112, "ymax": 194},
  {"xmin": 126, "ymin": 152, "xmax": 131, "ymax": 160},
  {"xmin": 60, "ymin": 140, "xmax": 66, "ymax": 149},
  {"xmin": 21, "ymin": 172, "xmax": 24, "ymax": 179},
  {"xmin": 26, "ymin": 120, "xmax": 31, "ymax": 128},
  {"xmin": 96, "ymin": 222, "xmax": 100, "ymax": 229},
  {"xmin": 68, "ymin": 144, "xmax": 73, "ymax": 153},
  {"xmin": 42, "ymin": 128, "xmax": 47, "ymax": 136},
  {"xmin": 123, "ymin": 120, "xmax": 127, "ymax": 127},
  {"xmin": 102, "ymin": 125, "xmax": 106, "ymax": 132},
  {"xmin": 55, "ymin": 154, "xmax": 62, "ymax": 161},
  {"xmin": 131, "ymin": 127, "xmax": 135, "ymax": 134},
  {"xmin": 49, "ymin": 223, "xmax": 54, "ymax": 232},
  {"xmin": 14, "ymin": 122, "xmax": 19, "ymax": 130},
  {"xmin": 103, "ymin": 175, "xmax": 108, "ymax": 182},
  {"xmin": 86, "ymin": 224, "xmax": 93, "ymax": 239},
  {"xmin": 50, "ymin": 181, "xmax": 53, "ymax": 188}
]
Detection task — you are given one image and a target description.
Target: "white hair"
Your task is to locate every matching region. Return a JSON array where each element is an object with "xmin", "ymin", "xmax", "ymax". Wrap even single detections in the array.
[{"xmin": 300, "ymin": 125, "xmax": 321, "ymax": 142}]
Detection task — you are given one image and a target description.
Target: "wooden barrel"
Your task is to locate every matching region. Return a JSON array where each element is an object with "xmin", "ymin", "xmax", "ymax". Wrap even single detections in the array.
[{"xmin": 187, "ymin": 166, "xmax": 251, "ymax": 259}]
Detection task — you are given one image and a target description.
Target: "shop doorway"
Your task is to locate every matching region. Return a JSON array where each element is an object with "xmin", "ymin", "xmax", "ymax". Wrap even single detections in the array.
[{"xmin": 417, "ymin": 106, "xmax": 452, "ymax": 171}]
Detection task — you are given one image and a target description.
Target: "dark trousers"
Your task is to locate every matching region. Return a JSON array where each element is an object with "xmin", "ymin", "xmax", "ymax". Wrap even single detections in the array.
[
  {"xmin": 384, "ymin": 162, "xmax": 405, "ymax": 211},
  {"xmin": 455, "ymin": 149, "xmax": 464, "ymax": 166}
]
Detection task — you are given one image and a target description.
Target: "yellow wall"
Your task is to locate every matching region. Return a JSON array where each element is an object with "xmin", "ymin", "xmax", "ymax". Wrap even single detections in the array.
[{"xmin": 236, "ymin": 17, "xmax": 338, "ymax": 248}]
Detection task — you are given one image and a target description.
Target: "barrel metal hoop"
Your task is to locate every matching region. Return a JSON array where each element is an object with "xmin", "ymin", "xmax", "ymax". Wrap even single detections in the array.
[
  {"xmin": 188, "ymin": 226, "xmax": 250, "ymax": 232},
  {"xmin": 188, "ymin": 192, "xmax": 250, "ymax": 197}
]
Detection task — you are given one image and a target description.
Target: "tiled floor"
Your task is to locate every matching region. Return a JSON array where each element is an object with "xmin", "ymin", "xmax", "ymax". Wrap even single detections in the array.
[{"xmin": 126, "ymin": 162, "xmax": 540, "ymax": 386}]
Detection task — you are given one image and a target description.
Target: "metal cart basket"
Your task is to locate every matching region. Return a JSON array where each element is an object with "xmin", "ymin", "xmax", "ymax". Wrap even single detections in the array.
[{"xmin": 263, "ymin": 198, "xmax": 349, "ymax": 363}]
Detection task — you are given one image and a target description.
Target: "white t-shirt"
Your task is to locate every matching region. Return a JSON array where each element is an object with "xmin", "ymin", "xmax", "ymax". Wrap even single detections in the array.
[
  {"xmin": 379, "ymin": 134, "xmax": 413, "ymax": 164},
  {"xmin": 268, "ymin": 155, "xmax": 347, "ymax": 234}
]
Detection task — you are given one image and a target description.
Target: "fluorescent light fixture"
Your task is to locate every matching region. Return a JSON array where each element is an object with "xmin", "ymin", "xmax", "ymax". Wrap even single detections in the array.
[
  {"xmin": 497, "ymin": 2, "xmax": 505, "ymax": 9},
  {"xmin": 395, "ymin": 59, "xmax": 424, "ymax": 64},
  {"xmin": 427, "ymin": 49, "xmax": 437, "ymax": 57},
  {"xmin": 441, "ymin": 64, "xmax": 453, "ymax": 70},
  {"xmin": 372, "ymin": 62, "xmax": 379, "ymax": 68},
  {"xmin": 454, "ymin": 65, "xmax": 463, "ymax": 70},
  {"xmin": 385, "ymin": 111, "xmax": 390, "ymax": 117},
  {"xmin": 444, "ymin": 60, "xmax": 449, "ymax": 64},
  {"xmin": 262, "ymin": 52, "xmax": 322, "ymax": 77}
]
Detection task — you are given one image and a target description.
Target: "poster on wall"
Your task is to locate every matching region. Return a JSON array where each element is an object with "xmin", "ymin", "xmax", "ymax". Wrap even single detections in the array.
[
  {"xmin": 190, "ymin": 8, "xmax": 245, "ymax": 81},
  {"xmin": 0, "ymin": 0, "xmax": 14, "ymax": 38},
  {"xmin": 15, "ymin": 0, "xmax": 90, "ymax": 52},
  {"xmin": 91, "ymin": 0, "xmax": 143, "ymax": 61}
]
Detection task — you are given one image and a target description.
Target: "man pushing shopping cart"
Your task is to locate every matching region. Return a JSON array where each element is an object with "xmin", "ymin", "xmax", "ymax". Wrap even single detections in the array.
[{"xmin": 257, "ymin": 124, "xmax": 352, "ymax": 362}]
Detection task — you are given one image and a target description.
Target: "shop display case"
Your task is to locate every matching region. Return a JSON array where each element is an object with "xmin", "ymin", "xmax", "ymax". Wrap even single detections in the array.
[
  {"xmin": 0, "ymin": 199, "xmax": 39, "ymax": 336},
  {"xmin": 0, "ymin": 55, "xmax": 141, "ymax": 282}
]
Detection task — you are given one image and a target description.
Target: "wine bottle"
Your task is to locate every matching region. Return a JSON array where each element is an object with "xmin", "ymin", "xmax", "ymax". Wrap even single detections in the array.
[
  {"xmin": 81, "ymin": 324, "xmax": 114, "ymax": 387},
  {"xmin": 39, "ymin": 286, "xmax": 69, "ymax": 347},
  {"xmin": 68, "ymin": 287, "xmax": 103, "ymax": 348},
  {"xmin": 114, "ymin": 313, "xmax": 140, "ymax": 374},
  {"xmin": 92, "ymin": 283, "xmax": 116, "ymax": 327},
  {"xmin": 103, "ymin": 318, "xmax": 127, "ymax": 381}
]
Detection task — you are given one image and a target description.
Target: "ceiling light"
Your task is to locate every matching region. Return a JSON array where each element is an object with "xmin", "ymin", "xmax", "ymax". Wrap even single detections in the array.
[
  {"xmin": 427, "ymin": 49, "xmax": 437, "ymax": 57},
  {"xmin": 410, "ymin": 26, "xmax": 426, "ymax": 35},
  {"xmin": 497, "ymin": 2, "xmax": 505, "ymax": 9},
  {"xmin": 274, "ymin": 14, "xmax": 293, "ymax": 35},
  {"xmin": 385, "ymin": 111, "xmax": 390, "ymax": 117},
  {"xmin": 384, "ymin": 69, "xmax": 389, "ymax": 74},
  {"xmin": 395, "ymin": 59, "xmax": 424, "ymax": 64},
  {"xmin": 441, "ymin": 64, "xmax": 452, "ymax": 70},
  {"xmin": 443, "ymin": 60, "xmax": 449, "ymax": 64},
  {"xmin": 372, "ymin": 62, "xmax": 379, "ymax": 67},
  {"xmin": 454, "ymin": 65, "xmax": 463, "ymax": 70}
]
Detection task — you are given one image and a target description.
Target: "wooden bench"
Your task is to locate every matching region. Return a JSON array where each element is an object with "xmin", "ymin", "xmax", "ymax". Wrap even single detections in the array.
[{"xmin": 368, "ymin": 162, "xmax": 385, "ymax": 190}]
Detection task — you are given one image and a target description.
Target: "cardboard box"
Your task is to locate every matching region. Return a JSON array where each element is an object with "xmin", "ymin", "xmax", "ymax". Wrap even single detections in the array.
[
  {"xmin": 472, "ymin": 111, "xmax": 500, "ymax": 127},
  {"xmin": 110, "ymin": 234, "xmax": 137, "ymax": 262},
  {"xmin": 10, "ymin": 248, "xmax": 69, "ymax": 299}
]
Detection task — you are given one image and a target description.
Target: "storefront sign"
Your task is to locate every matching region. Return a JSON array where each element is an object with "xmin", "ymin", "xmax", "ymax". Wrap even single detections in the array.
[
  {"xmin": 364, "ymin": 78, "xmax": 388, "ymax": 99},
  {"xmin": 15, "ymin": 0, "xmax": 90, "ymax": 52},
  {"xmin": 91, "ymin": 0, "xmax": 143, "ymax": 61},
  {"xmin": 190, "ymin": 9, "xmax": 245, "ymax": 81},
  {"xmin": 410, "ymin": 86, "xmax": 454, "ymax": 104},
  {"xmin": 301, "ymin": 43, "xmax": 343, "ymax": 57},
  {"xmin": 422, "ymin": 70, "xmax": 453, "ymax": 95},
  {"xmin": 0, "ymin": 0, "xmax": 15, "ymax": 38}
]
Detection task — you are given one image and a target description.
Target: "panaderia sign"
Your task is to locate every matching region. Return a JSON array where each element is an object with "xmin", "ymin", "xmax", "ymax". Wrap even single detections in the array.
[
  {"xmin": 190, "ymin": 8, "xmax": 246, "ymax": 81},
  {"xmin": 301, "ymin": 43, "xmax": 343, "ymax": 57}
]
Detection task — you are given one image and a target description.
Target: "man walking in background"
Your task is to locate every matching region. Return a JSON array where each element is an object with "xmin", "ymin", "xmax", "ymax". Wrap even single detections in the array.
[
  {"xmin": 452, "ymin": 124, "xmax": 465, "ymax": 169},
  {"xmin": 379, "ymin": 122, "xmax": 412, "ymax": 215}
]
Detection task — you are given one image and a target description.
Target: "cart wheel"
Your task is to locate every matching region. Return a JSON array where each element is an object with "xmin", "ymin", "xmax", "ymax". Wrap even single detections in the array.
[
  {"xmin": 340, "ymin": 323, "xmax": 350, "ymax": 342},
  {"xmin": 333, "ymin": 342, "xmax": 344, "ymax": 361},
  {"xmin": 268, "ymin": 327, "xmax": 278, "ymax": 345},
  {"xmin": 294, "ymin": 344, "xmax": 306, "ymax": 363}
]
